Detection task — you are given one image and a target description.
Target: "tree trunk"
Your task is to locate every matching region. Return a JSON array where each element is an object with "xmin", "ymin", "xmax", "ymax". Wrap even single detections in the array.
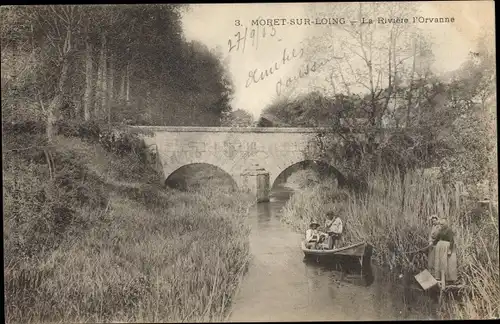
[
  {"xmin": 47, "ymin": 27, "xmax": 73, "ymax": 143},
  {"xmin": 126, "ymin": 62, "xmax": 130, "ymax": 103},
  {"xmin": 83, "ymin": 31, "xmax": 93, "ymax": 121},
  {"xmin": 95, "ymin": 34, "xmax": 106, "ymax": 117},
  {"xmin": 74, "ymin": 97, "xmax": 81, "ymax": 119},
  {"xmin": 119, "ymin": 68, "xmax": 126, "ymax": 102},
  {"xmin": 406, "ymin": 39, "xmax": 417, "ymax": 127},
  {"xmin": 101, "ymin": 34, "xmax": 107, "ymax": 115},
  {"xmin": 47, "ymin": 55, "xmax": 71, "ymax": 143},
  {"xmin": 380, "ymin": 31, "xmax": 393, "ymax": 128},
  {"xmin": 95, "ymin": 64, "xmax": 102, "ymax": 114},
  {"xmin": 392, "ymin": 34, "xmax": 398, "ymax": 125},
  {"xmin": 46, "ymin": 102, "xmax": 55, "ymax": 143},
  {"xmin": 108, "ymin": 54, "xmax": 114, "ymax": 124}
]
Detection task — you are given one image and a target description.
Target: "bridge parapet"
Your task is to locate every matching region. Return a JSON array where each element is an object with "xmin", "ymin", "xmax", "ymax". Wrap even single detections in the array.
[
  {"xmin": 130, "ymin": 126, "xmax": 377, "ymax": 202},
  {"xmin": 129, "ymin": 126, "xmax": 336, "ymax": 133}
]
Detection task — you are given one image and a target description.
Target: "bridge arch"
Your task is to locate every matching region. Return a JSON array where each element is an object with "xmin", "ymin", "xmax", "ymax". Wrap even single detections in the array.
[
  {"xmin": 134, "ymin": 126, "xmax": 367, "ymax": 201},
  {"xmin": 271, "ymin": 159, "xmax": 346, "ymax": 191},
  {"xmin": 164, "ymin": 162, "xmax": 238, "ymax": 190}
]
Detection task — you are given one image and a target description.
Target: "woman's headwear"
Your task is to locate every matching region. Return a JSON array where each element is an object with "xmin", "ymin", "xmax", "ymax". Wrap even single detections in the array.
[{"xmin": 309, "ymin": 221, "xmax": 320, "ymax": 228}]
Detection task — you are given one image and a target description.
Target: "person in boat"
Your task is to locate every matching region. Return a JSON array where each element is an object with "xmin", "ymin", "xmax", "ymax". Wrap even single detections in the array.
[
  {"xmin": 427, "ymin": 214, "xmax": 458, "ymax": 283},
  {"xmin": 305, "ymin": 221, "xmax": 326, "ymax": 249},
  {"xmin": 325, "ymin": 211, "xmax": 343, "ymax": 250}
]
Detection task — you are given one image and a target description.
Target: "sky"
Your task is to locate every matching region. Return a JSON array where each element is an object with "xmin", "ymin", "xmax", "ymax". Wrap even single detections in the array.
[{"xmin": 181, "ymin": 1, "xmax": 495, "ymax": 118}]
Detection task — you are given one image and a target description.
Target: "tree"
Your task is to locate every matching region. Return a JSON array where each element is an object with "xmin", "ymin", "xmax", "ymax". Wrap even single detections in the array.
[
  {"xmin": 1, "ymin": 6, "xmax": 82, "ymax": 142},
  {"xmin": 297, "ymin": 3, "xmax": 435, "ymax": 130},
  {"xmin": 260, "ymin": 3, "xmax": 446, "ymax": 177},
  {"xmin": 82, "ymin": 16, "xmax": 93, "ymax": 121},
  {"xmin": 2, "ymin": 4, "xmax": 235, "ymax": 134},
  {"xmin": 221, "ymin": 109, "xmax": 254, "ymax": 127},
  {"xmin": 436, "ymin": 31, "xmax": 497, "ymax": 199}
]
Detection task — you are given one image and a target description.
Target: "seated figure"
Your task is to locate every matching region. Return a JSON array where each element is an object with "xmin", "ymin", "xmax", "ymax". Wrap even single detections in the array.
[{"xmin": 305, "ymin": 221, "xmax": 325, "ymax": 249}]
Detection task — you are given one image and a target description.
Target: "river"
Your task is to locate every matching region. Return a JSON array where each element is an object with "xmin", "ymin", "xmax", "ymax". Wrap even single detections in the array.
[{"xmin": 227, "ymin": 186, "xmax": 437, "ymax": 322}]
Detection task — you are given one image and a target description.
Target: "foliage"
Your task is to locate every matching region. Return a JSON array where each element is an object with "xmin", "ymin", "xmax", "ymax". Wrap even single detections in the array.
[
  {"xmin": 260, "ymin": 68, "xmax": 495, "ymax": 198},
  {"xmin": 282, "ymin": 172, "xmax": 499, "ymax": 319},
  {"xmin": 285, "ymin": 169, "xmax": 322, "ymax": 190},
  {"xmin": 258, "ymin": 3, "xmax": 495, "ymax": 198},
  {"xmin": 3, "ymin": 147, "xmax": 108, "ymax": 263},
  {"xmin": 54, "ymin": 119, "xmax": 148, "ymax": 161},
  {"xmin": 1, "ymin": 4, "xmax": 234, "ymax": 133},
  {"xmin": 3, "ymin": 136, "xmax": 252, "ymax": 323},
  {"xmin": 1, "ymin": 7, "xmax": 243, "ymax": 319},
  {"xmin": 2, "ymin": 120, "xmax": 46, "ymax": 136},
  {"xmin": 221, "ymin": 109, "xmax": 255, "ymax": 127}
]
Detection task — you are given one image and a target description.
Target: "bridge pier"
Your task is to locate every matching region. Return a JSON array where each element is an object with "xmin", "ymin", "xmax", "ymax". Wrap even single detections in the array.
[
  {"xmin": 135, "ymin": 126, "xmax": 360, "ymax": 202},
  {"xmin": 239, "ymin": 165, "xmax": 270, "ymax": 203}
]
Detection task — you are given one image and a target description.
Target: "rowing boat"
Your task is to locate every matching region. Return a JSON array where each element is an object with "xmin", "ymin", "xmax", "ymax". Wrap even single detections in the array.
[{"xmin": 301, "ymin": 241, "xmax": 373, "ymax": 258}]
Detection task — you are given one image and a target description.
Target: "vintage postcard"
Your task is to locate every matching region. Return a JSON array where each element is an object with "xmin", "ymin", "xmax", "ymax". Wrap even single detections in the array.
[{"xmin": 2, "ymin": 1, "xmax": 497, "ymax": 323}]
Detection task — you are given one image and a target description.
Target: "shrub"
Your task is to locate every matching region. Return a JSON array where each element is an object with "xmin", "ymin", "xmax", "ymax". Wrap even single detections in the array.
[
  {"xmin": 4, "ymin": 133, "xmax": 253, "ymax": 323},
  {"xmin": 98, "ymin": 129, "xmax": 147, "ymax": 159},
  {"xmin": 4, "ymin": 170, "xmax": 252, "ymax": 324},
  {"xmin": 3, "ymin": 148, "xmax": 108, "ymax": 263},
  {"xmin": 2, "ymin": 120, "xmax": 48, "ymax": 157},
  {"xmin": 3, "ymin": 120, "xmax": 46, "ymax": 136},
  {"xmin": 55, "ymin": 119, "xmax": 102, "ymax": 142},
  {"xmin": 54, "ymin": 119, "xmax": 148, "ymax": 162}
]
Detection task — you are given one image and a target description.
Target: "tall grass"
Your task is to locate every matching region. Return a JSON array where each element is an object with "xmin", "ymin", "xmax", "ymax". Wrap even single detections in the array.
[
  {"xmin": 4, "ymin": 136, "xmax": 253, "ymax": 323},
  {"xmin": 281, "ymin": 170, "xmax": 499, "ymax": 319},
  {"xmin": 283, "ymin": 169, "xmax": 325, "ymax": 191}
]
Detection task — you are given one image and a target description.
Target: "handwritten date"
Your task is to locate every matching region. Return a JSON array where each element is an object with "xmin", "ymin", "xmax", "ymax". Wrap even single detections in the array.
[{"xmin": 228, "ymin": 25, "xmax": 277, "ymax": 53}]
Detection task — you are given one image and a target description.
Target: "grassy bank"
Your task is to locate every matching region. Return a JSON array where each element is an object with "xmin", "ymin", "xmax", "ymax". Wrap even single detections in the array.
[
  {"xmin": 4, "ymin": 135, "xmax": 253, "ymax": 323},
  {"xmin": 281, "ymin": 169, "xmax": 328, "ymax": 191},
  {"xmin": 281, "ymin": 171, "xmax": 499, "ymax": 319}
]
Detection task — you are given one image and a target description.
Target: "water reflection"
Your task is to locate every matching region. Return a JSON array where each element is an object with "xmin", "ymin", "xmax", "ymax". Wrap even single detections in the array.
[
  {"xmin": 303, "ymin": 255, "xmax": 375, "ymax": 287},
  {"xmin": 256, "ymin": 202, "xmax": 271, "ymax": 228},
  {"xmin": 229, "ymin": 186, "xmax": 436, "ymax": 322}
]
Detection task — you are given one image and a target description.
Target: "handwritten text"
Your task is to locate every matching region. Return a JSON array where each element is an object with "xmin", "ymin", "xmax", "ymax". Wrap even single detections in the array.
[
  {"xmin": 245, "ymin": 47, "xmax": 304, "ymax": 88},
  {"xmin": 228, "ymin": 25, "xmax": 277, "ymax": 53},
  {"xmin": 276, "ymin": 52, "xmax": 344, "ymax": 96}
]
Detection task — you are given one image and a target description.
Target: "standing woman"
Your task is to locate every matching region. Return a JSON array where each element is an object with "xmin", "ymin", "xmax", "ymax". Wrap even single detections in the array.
[
  {"xmin": 427, "ymin": 214, "xmax": 458, "ymax": 284},
  {"xmin": 427, "ymin": 215, "xmax": 441, "ymax": 267}
]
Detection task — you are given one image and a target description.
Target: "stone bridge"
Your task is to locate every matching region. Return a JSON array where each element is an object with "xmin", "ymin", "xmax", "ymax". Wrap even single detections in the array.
[{"xmin": 131, "ymin": 126, "xmax": 360, "ymax": 201}]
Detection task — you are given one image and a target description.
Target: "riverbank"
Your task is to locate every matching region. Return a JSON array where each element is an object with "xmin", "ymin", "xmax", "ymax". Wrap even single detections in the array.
[
  {"xmin": 280, "ymin": 171, "xmax": 499, "ymax": 319},
  {"xmin": 229, "ymin": 186, "xmax": 437, "ymax": 321},
  {"xmin": 4, "ymin": 135, "xmax": 253, "ymax": 323}
]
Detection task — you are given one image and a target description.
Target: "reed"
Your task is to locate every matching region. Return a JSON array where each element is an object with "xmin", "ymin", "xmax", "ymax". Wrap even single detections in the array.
[
  {"xmin": 281, "ymin": 170, "xmax": 499, "ymax": 319},
  {"xmin": 4, "ymin": 137, "xmax": 253, "ymax": 323}
]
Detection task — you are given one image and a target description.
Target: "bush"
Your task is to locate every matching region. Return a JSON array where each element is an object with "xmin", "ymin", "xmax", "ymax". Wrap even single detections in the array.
[
  {"xmin": 2, "ymin": 120, "xmax": 48, "ymax": 156},
  {"xmin": 98, "ymin": 129, "xmax": 147, "ymax": 159},
  {"xmin": 3, "ymin": 149, "xmax": 108, "ymax": 263},
  {"xmin": 55, "ymin": 119, "xmax": 102, "ymax": 142},
  {"xmin": 4, "ymin": 133, "xmax": 253, "ymax": 323},
  {"xmin": 285, "ymin": 169, "xmax": 322, "ymax": 190},
  {"xmin": 3, "ymin": 120, "xmax": 46, "ymax": 136},
  {"xmin": 54, "ymin": 119, "xmax": 148, "ymax": 162},
  {"xmin": 50, "ymin": 148, "xmax": 109, "ymax": 209},
  {"xmin": 4, "ymin": 171, "xmax": 252, "ymax": 324}
]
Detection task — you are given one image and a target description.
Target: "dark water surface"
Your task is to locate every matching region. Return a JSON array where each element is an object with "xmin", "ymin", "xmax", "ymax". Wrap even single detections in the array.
[{"xmin": 227, "ymin": 186, "xmax": 437, "ymax": 322}]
